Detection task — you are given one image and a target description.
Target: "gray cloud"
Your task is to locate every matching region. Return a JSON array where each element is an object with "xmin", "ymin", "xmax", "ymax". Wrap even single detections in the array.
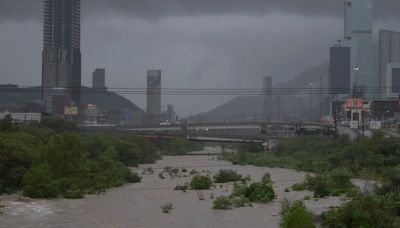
[{"xmin": 1, "ymin": 0, "xmax": 399, "ymax": 22}]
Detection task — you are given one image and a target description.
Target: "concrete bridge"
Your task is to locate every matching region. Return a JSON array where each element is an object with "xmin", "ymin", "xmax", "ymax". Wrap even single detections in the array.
[{"xmin": 118, "ymin": 121, "xmax": 336, "ymax": 145}]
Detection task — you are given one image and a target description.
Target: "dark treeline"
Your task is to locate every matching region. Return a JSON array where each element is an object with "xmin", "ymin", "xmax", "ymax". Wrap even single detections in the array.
[
  {"xmin": 229, "ymin": 134, "xmax": 400, "ymax": 179},
  {"xmin": 0, "ymin": 116, "xmax": 161, "ymax": 198}
]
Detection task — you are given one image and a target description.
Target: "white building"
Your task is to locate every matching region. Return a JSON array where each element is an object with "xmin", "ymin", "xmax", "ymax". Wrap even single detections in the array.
[{"xmin": 0, "ymin": 112, "xmax": 42, "ymax": 123}]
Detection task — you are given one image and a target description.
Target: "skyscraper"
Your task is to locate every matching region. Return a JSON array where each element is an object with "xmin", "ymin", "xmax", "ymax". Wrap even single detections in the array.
[
  {"xmin": 379, "ymin": 30, "xmax": 400, "ymax": 98},
  {"xmin": 329, "ymin": 46, "xmax": 351, "ymax": 95},
  {"xmin": 92, "ymin": 68, "xmax": 106, "ymax": 89},
  {"xmin": 344, "ymin": 0, "xmax": 374, "ymax": 98},
  {"xmin": 42, "ymin": 0, "xmax": 81, "ymax": 114},
  {"xmin": 146, "ymin": 70, "xmax": 162, "ymax": 119}
]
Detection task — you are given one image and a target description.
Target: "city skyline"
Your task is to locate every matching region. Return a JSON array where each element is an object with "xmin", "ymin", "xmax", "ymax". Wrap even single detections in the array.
[{"xmin": 1, "ymin": 1, "xmax": 400, "ymax": 115}]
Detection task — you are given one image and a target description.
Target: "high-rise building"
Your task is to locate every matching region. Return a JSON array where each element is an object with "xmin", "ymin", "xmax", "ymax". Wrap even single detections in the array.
[
  {"xmin": 344, "ymin": 0, "xmax": 374, "ymax": 98},
  {"xmin": 262, "ymin": 76, "xmax": 272, "ymax": 119},
  {"xmin": 146, "ymin": 70, "xmax": 162, "ymax": 117},
  {"xmin": 329, "ymin": 46, "xmax": 351, "ymax": 95},
  {"xmin": 379, "ymin": 30, "xmax": 400, "ymax": 98},
  {"xmin": 386, "ymin": 63, "xmax": 400, "ymax": 97},
  {"xmin": 42, "ymin": 0, "xmax": 81, "ymax": 114},
  {"xmin": 92, "ymin": 68, "xmax": 106, "ymax": 89}
]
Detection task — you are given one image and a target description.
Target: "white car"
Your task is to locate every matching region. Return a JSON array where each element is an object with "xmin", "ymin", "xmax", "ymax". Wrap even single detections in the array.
[{"xmin": 160, "ymin": 122, "xmax": 172, "ymax": 126}]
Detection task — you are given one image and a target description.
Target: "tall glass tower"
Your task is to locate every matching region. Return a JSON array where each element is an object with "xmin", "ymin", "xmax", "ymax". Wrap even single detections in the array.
[
  {"xmin": 344, "ymin": 0, "xmax": 375, "ymax": 99},
  {"xmin": 42, "ymin": 0, "xmax": 81, "ymax": 114}
]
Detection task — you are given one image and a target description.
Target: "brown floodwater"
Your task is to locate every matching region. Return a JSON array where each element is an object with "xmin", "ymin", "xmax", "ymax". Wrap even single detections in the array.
[{"xmin": 0, "ymin": 147, "xmax": 370, "ymax": 228}]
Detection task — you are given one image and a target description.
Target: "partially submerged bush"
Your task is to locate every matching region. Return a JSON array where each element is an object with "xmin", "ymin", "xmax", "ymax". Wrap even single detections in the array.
[
  {"xmin": 291, "ymin": 169, "xmax": 358, "ymax": 198},
  {"xmin": 280, "ymin": 200, "xmax": 316, "ymax": 228},
  {"xmin": 232, "ymin": 196, "xmax": 252, "ymax": 208},
  {"xmin": 174, "ymin": 183, "xmax": 189, "ymax": 192},
  {"xmin": 126, "ymin": 171, "xmax": 142, "ymax": 183},
  {"xmin": 244, "ymin": 182, "xmax": 276, "ymax": 203},
  {"xmin": 213, "ymin": 196, "xmax": 233, "ymax": 209},
  {"xmin": 213, "ymin": 169, "xmax": 242, "ymax": 183},
  {"xmin": 261, "ymin": 172, "xmax": 272, "ymax": 183},
  {"xmin": 142, "ymin": 167, "xmax": 154, "ymax": 175},
  {"xmin": 190, "ymin": 175, "xmax": 213, "ymax": 190},
  {"xmin": 161, "ymin": 203, "xmax": 174, "ymax": 213},
  {"xmin": 189, "ymin": 169, "xmax": 198, "ymax": 175}
]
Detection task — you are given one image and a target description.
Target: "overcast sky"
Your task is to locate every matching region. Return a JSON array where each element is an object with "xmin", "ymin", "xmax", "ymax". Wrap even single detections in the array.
[{"xmin": 0, "ymin": 0, "xmax": 400, "ymax": 116}]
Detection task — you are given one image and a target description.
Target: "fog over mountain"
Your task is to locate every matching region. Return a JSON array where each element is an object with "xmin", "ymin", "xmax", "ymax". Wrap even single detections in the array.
[{"xmin": 0, "ymin": 0, "xmax": 399, "ymax": 116}]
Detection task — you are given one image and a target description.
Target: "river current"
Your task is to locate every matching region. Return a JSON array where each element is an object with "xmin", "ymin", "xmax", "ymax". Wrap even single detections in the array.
[{"xmin": 1, "ymin": 147, "xmax": 367, "ymax": 228}]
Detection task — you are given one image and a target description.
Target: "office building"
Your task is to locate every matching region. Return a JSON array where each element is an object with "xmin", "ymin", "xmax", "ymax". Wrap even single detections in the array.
[
  {"xmin": 146, "ymin": 70, "xmax": 162, "ymax": 119},
  {"xmin": 42, "ymin": 0, "xmax": 81, "ymax": 114},
  {"xmin": 386, "ymin": 63, "xmax": 400, "ymax": 97},
  {"xmin": 262, "ymin": 76, "xmax": 273, "ymax": 119},
  {"xmin": 92, "ymin": 68, "xmax": 106, "ymax": 89},
  {"xmin": 379, "ymin": 30, "xmax": 400, "ymax": 98},
  {"xmin": 329, "ymin": 46, "xmax": 351, "ymax": 95},
  {"xmin": 344, "ymin": 0, "xmax": 374, "ymax": 98}
]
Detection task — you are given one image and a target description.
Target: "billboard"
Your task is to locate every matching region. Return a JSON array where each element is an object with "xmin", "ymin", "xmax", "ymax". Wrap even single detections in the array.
[
  {"xmin": 345, "ymin": 98, "xmax": 364, "ymax": 110},
  {"xmin": 64, "ymin": 106, "xmax": 78, "ymax": 115},
  {"xmin": 329, "ymin": 47, "xmax": 351, "ymax": 94},
  {"xmin": 369, "ymin": 121, "xmax": 382, "ymax": 130}
]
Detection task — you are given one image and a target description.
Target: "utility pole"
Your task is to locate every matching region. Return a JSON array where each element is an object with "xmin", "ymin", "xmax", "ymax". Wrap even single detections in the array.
[
  {"xmin": 309, "ymin": 83, "xmax": 313, "ymax": 121},
  {"xmin": 319, "ymin": 74, "xmax": 323, "ymax": 122}
]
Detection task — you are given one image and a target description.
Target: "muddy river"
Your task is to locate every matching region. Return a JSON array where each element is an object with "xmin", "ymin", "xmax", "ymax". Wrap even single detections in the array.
[{"xmin": 0, "ymin": 147, "xmax": 371, "ymax": 228}]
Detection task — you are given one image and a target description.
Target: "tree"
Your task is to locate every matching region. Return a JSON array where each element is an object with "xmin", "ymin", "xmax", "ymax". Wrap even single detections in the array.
[
  {"xmin": 42, "ymin": 134, "xmax": 87, "ymax": 178},
  {"xmin": 0, "ymin": 115, "xmax": 13, "ymax": 132}
]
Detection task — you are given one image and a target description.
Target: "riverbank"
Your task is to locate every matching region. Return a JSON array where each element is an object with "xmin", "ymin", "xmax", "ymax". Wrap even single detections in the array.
[{"xmin": 0, "ymin": 147, "xmax": 365, "ymax": 228}]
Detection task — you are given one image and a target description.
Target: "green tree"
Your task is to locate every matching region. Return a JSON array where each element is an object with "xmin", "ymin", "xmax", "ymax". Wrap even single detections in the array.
[
  {"xmin": 42, "ymin": 134, "xmax": 87, "ymax": 178},
  {"xmin": 0, "ymin": 115, "xmax": 14, "ymax": 132}
]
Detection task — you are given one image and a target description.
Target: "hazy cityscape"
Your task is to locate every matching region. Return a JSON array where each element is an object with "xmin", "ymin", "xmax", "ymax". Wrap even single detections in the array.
[{"xmin": 1, "ymin": 0, "xmax": 400, "ymax": 228}]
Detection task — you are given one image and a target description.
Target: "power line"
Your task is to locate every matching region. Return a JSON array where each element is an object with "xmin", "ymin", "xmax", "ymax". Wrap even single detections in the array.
[{"xmin": 1, "ymin": 86, "xmax": 399, "ymax": 97}]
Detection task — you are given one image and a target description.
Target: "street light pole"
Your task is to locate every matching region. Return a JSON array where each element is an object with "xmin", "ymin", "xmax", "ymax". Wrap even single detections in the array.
[{"xmin": 354, "ymin": 66, "xmax": 360, "ymax": 138}]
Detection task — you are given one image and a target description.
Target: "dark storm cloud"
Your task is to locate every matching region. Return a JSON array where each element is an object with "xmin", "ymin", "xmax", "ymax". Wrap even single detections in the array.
[{"xmin": 1, "ymin": 0, "xmax": 399, "ymax": 21}]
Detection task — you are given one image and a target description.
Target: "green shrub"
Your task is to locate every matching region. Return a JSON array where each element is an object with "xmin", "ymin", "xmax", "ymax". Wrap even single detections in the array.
[
  {"xmin": 190, "ymin": 175, "xmax": 213, "ymax": 190},
  {"xmin": 291, "ymin": 182, "xmax": 306, "ymax": 191},
  {"xmin": 213, "ymin": 196, "xmax": 233, "ymax": 209},
  {"xmin": 232, "ymin": 196, "xmax": 252, "ymax": 208},
  {"xmin": 22, "ymin": 164, "xmax": 60, "ymax": 198},
  {"xmin": 213, "ymin": 169, "xmax": 242, "ymax": 183},
  {"xmin": 280, "ymin": 200, "xmax": 316, "ymax": 228},
  {"xmin": 244, "ymin": 182, "xmax": 276, "ymax": 203},
  {"xmin": 291, "ymin": 170, "xmax": 357, "ymax": 198},
  {"xmin": 321, "ymin": 193, "xmax": 398, "ymax": 228},
  {"xmin": 174, "ymin": 183, "xmax": 189, "ymax": 192},
  {"xmin": 126, "ymin": 171, "xmax": 142, "ymax": 183},
  {"xmin": 231, "ymin": 182, "xmax": 248, "ymax": 197},
  {"xmin": 189, "ymin": 169, "xmax": 198, "ymax": 175}
]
